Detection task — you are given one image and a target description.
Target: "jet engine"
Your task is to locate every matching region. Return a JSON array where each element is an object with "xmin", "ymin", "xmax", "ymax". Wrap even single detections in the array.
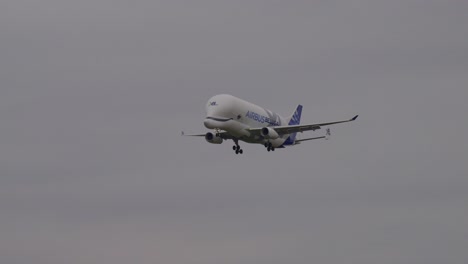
[
  {"xmin": 261, "ymin": 127, "xmax": 280, "ymax": 139},
  {"xmin": 205, "ymin": 132, "xmax": 223, "ymax": 144}
]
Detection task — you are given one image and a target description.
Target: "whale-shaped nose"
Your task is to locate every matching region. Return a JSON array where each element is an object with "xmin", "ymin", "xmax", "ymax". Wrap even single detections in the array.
[
  {"xmin": 204, "ymin": 118, "xmax": 215, "ymax": 129},
  {"xmin": 204, "ymin": 117, "xmax": 232, "ymax": 129}
]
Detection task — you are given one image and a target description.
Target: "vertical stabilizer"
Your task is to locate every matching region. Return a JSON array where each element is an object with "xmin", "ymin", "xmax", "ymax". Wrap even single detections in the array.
[
  {"xmin": 288, "ymin": 105, "xmax": 302, "ymax": 126},
  {"xmin": 283, "ymin": 105, "xmax": 302, "ymax": 145}
]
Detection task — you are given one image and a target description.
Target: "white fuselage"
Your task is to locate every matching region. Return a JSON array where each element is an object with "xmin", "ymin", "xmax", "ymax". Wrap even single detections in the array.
[{"xmin": 203, "ymin": 94, "xmax": 289, "ymax": 147}]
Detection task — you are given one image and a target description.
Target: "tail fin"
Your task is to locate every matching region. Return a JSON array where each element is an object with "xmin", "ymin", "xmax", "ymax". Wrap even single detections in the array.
[
  {"xmin": 288, "ymin": 105, "xmax": 302, "ymax": 126},
  {"xmin": 283, "ymin": 105, "xmax": 302, "ymax": 145}
]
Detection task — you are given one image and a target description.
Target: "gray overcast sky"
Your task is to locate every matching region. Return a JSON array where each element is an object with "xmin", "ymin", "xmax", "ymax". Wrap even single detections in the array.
[{"xmin": 1, "ymin": 0, "xmax": 467, "ymax": 263}]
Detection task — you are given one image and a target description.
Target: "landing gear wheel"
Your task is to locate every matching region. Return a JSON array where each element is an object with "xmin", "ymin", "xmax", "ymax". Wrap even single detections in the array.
[
  {"xmin": 232, "ymin": 138, "xmax": 243, "ymax": 155},
  {"xmin": 271, "ymin": 147, "xmax": 275, "ymax": 151},
  {"xmin": 267, "ymin": 147, "xmax": 271, "ymax": 152}
]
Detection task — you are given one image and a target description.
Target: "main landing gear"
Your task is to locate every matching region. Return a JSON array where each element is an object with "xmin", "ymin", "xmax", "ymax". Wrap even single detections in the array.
[
  {"xmin": 232, "ymin": 139, "xmax": 243, "ymax": 154},
  {"xmin": 264, "ymin": 142, "xmax": 275, "ymax": 152}
]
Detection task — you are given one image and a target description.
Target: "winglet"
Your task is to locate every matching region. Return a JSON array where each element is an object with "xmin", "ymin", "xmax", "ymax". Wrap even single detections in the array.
[{"xmin": 350, "ymin": 115, "xmax": 358, "ymax": 121}]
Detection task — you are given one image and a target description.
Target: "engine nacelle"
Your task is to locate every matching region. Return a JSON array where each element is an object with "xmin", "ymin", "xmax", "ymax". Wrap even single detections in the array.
[
  {"xmin": 261, "ymin": 127, "xmax": 280, "ymax": 139},
  {"xmin": 205, "ymin": 132, "xmax": 223, "ymax": 144}
]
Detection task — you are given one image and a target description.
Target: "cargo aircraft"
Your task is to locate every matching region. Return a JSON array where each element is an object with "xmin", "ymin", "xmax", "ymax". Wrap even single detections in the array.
[{"xmin": 183, "ymin": 94, "xmax": 358, "ymax": 154}]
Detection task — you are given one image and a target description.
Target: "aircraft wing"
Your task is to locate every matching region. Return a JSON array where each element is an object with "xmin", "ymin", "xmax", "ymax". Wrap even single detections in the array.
[
  {"xmin": 294, "ymin": 136, "xmax": 326, "ymax": 144},
  {"xmin": 247, "ymin": 115, "xmax": 358, "ymax": 135},
  {"xmin": 181, "ymin": 131, "xmax": 205, "ymax": 137},
  {"xmin": 181, "ymin": 131, "xmax": 234, "ymax": 140}
]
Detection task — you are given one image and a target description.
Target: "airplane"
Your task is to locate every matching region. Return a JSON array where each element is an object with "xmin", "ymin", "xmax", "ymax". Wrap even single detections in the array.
[{"xmin": 182, "ymin": 94, "xmax": 358, "ymax": 154}]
